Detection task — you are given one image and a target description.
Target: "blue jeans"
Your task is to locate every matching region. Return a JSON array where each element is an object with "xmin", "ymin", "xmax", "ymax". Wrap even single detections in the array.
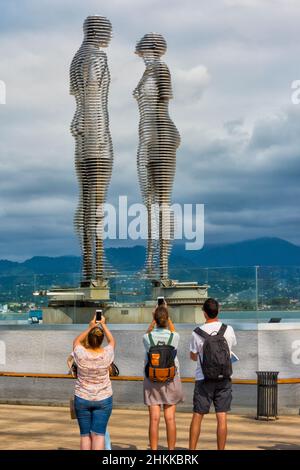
[
  {"xmin": 105, "ymin": 430, "xmax": 111, "ymax": 450},
  {"xmin": 74, "ymin": 395, "xmax": 113, "ymax": 436}
]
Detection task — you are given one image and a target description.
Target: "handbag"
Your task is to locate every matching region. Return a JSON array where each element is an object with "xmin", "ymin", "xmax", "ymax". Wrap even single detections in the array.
[
  {"xmin": 67, "ymin": 354, "xmax": 77, "ymax": 378},
  {"xmin": 67, "ymin": 355, "xmax": 77, "ymax": 419},
  {"xmin": 70, "ymin": 397, "xmax": 76, "ymax": 419},
  {"xmin": 109, "ymin": 362, "xmax": 119, "ymax": 377}
]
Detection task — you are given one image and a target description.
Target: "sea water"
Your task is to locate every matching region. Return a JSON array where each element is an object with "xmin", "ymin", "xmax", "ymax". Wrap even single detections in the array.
[{"xmin": 0, "ymin": 309, "xmax": 300, "ymax": 326}]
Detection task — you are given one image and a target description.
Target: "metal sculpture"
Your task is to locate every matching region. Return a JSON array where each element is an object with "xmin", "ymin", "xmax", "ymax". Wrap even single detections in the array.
[
  {"xmin": 134, "ymin": 33, "xmax": 180, "ymax": 280},
  {"xmin": 70, "ymin": 16, "xmax": 113, "ymax": 284}
]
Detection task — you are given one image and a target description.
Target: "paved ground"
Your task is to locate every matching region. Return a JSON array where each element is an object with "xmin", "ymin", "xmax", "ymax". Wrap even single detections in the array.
[{"xmin": 0, "ymin": 404, "xmax": 299, "ymax": 450}]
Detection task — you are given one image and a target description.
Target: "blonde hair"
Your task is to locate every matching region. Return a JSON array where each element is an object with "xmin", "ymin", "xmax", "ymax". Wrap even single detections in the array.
[{"xmin": 81, "ymin": 327, "xmax": 104, "ymax": 350}]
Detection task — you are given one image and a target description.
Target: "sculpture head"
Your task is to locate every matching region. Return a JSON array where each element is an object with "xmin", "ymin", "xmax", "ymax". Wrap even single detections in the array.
[
  {"xmin": 83, "ymin": 15, "xmax": 112, "ymax": 47},
  {"xmin": 135, "ymin": 32, "xmax": 167, "ymax": 60}
]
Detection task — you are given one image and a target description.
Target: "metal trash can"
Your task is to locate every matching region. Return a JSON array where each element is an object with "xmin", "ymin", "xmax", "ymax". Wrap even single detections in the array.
[{"xmin": 256, "ymin": 371, "xmax": 279, "ymax": 420}]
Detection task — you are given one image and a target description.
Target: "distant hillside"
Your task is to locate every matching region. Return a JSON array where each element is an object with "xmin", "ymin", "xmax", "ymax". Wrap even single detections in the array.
[
  {"xmin": 0, "ymin": 237, "xmax": 300, "ymax": 275},
  {"xmin": 174, "ymin": 237, "xmax": 300, "ymax": 267}
]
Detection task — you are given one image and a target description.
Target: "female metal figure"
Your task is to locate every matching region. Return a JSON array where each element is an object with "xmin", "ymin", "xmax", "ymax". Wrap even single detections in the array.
[{"xmin": 134, "ymin": 33, "xmax": 180, "ymax": 280}]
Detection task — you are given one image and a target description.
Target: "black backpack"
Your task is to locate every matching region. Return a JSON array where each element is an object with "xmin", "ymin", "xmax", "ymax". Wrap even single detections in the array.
[
  {"xmin": 194, "ymin": 324, "xmax": 232, "ymax": 380},
  {"xmin": 145, "ymin": 333, "xmax": 176, "ymax": 383}
]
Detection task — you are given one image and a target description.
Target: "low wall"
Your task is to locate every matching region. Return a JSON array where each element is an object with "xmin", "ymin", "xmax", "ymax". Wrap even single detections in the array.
[
  {"xmin": 1, "ymin": 377, "xmax": 299, "ymax": 415},
  {"xmin": 0, "ymin": 323, "xmax": 300, "ymax": 413}
]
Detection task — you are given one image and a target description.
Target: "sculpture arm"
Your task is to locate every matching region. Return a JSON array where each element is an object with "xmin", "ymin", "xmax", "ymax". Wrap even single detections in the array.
[
  {"xmin": 157, "ymin": 62, "xmax": 173, "ymax": 101},
  {"xmin": 83, "ymin": 55, "xmax": 107, "ymax": 143},
  {"xmin": 70, "ymin": 54, "xmax": 85, "ymax": 136},
  {"xmin": 140, "ymin": 71, "xmax": 159, "ymax": 143}
]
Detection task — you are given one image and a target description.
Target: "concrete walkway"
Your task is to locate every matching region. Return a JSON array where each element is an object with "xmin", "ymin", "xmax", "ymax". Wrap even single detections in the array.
[{"xmin": 0, "ymin": 404, "xmax": 299, "ymax": 450}]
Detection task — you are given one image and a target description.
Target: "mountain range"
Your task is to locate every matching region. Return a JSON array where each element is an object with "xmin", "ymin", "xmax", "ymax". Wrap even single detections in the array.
[{"xmin": 0, "ymin": 237, "xmax": 300, "ymax": 276}]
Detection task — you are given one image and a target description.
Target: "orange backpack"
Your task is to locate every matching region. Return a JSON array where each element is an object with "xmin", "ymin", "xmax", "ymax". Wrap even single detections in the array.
[{"xmin": 145, "ymin": 332, "xmax": 176, "ymax": 383}]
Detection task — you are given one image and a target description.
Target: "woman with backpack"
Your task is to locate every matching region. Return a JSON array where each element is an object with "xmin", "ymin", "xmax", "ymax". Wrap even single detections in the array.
[{"xmin": 143, "ymin": 303, "xmax": 184, "ymax": 450}]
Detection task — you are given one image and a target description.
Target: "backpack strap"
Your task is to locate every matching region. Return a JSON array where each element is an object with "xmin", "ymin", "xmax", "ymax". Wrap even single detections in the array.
[
  {"xmin": 194, "ymin": 327, "xmax": 210, "ymax": 339},
  {"xmin": 167, "ymin": 332, "xmax": 174, "ymax": 346},
  {"xmin": 148, "ymin": 333, "xmax": 155, "ymax": 347},
  {"xmin": 217, "ymin": 323, "xmax": 227, "ymax": 337}
]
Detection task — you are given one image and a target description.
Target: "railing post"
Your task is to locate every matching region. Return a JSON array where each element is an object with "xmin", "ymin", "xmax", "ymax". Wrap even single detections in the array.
[{"xmin": 255, "ymin": 265, "xmax": 259, "ymax": 311}]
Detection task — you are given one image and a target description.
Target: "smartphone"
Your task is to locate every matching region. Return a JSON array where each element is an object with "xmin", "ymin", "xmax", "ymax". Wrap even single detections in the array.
[
  {"xmin": 157, "ymin": 296, "xmax": 165, "ymax": 306},
  {"xmin": 95, "ymin": 309, "xmax": 102, "ymax": 322}
]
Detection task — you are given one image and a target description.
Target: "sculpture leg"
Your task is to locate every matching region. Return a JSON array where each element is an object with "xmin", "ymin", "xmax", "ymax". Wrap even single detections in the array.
[
  {"xmin": 74, "ymin": 137, "xmax": 93, "ymax": 282},
  {"xmin": 145, "ymin": 195, "xmax": 157, "ymax": 276},
  {"xmin": 81, "ymin": 163, "xmax": 93, "ymax": 280},
  {"xmin": 159, "ymin": 201, "xmax": 171, "ymax": 280},
  {"xmin": 150, "ymin": 142, "xmax": 176, "ymax": 281},
  {"xmin": 138, "ymin": 141, "xmax": 156, "ymax": 277},
  {"xmin": 145, "ymin": 199, "xmax": 153, "ymax": 272},
  {"xmin": 94, "ymin": 156, "xmax": 113, "ymax": 281}
]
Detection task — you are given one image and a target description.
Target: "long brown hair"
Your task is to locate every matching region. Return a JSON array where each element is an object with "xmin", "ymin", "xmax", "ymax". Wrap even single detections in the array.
[
  {"xmin": 154, "ymin": 305, "xmax": 169, "ymax": 328},
  {"xmin": 81, "ymin": 327, "xmax": 104, "ymax": 350}
]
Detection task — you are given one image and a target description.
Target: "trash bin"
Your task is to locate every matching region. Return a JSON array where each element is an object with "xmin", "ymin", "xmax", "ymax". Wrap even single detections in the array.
[{"xmin": 256, "ymin": 371, "xmax": 279, "ymax": 420}]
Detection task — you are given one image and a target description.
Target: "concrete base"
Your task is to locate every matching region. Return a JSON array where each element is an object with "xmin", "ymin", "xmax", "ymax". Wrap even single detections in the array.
[
  {"xmin": 152, "ymin": 280, "xmax": 209, "ymax": 306},
  {"xmin": 43, "ymin": 279, "xmax": 208, "ymax": 324},
  {"xmin": 43, "ymin": 304, "xmax": 206, "ymax": 324}
]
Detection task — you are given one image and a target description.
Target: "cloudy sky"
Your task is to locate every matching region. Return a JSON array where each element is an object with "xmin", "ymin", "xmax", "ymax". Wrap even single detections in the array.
[{"xmin": 0, "ymin": 0, "xmax": 300, "ymax": 260}]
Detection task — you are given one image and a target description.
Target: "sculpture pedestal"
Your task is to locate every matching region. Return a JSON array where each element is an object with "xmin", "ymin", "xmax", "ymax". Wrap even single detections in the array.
[
  {"xmin": 42, "ymin": 281, "xmax": 110, "ymax": 324},
  {"xmin": 152, "ymin": 279, "xmax": 209, "ymax": 305},
  {"xmin": 42, "ymin": 279, "xmax": 209, "ymax": 324},
  {"xmin": 151, "ymin": 279, "xmax": 209, "ymax": 324}
]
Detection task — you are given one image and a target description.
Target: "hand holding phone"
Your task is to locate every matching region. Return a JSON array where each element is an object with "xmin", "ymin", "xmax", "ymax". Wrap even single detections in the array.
[
  {"xmin": 95, "ymin": 309, "xmax": 102, "ymax": 322},
  {"xmin": 157, "ymin": 296, "xmax": 165, "ymax": 306}
]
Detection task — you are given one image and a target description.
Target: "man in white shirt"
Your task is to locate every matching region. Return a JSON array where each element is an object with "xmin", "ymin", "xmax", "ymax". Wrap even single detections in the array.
[{"xmin": 189, "ymin": 298, "xmax": 237, "ymax": 450}]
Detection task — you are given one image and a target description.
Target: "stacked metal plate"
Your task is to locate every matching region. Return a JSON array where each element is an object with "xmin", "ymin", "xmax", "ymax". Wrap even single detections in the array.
[
  {"xmin": 70, "ymin": 16, "xmax": 113, "ymax": 283},
  {"xmin": 134, "ymin": 33, "xmax": 180, "ymax": 280}
]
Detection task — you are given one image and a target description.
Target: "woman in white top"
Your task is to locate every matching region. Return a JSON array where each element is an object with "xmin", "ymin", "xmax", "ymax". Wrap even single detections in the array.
[{"xmin": 72, "ymin": 314, "xmax": 115, "ymax": 450}]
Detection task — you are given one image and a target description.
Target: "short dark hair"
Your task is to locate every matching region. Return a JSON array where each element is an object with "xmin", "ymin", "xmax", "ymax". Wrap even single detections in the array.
[
  {"xmin": 203, "ymin": 298, "xmax": 219, "ymax": 318},
  {"xmin": 154, "ymin": 305, "xmax": 169, "ymax": 328}
]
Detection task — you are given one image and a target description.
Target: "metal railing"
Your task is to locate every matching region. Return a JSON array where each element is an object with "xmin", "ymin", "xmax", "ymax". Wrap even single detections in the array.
[
  {"xmin": 1, "ymin": 265, "xmax": 300, "ymax": 312},
  {"xmin": 0, "ymin": 371, "xmax": 299, "ymax": 385}
]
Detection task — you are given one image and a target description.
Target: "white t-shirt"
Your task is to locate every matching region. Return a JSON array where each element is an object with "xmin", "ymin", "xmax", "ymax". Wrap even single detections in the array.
[{"xmin": 190, "ymin": 321, "xmax": 237, "ymax": 381}]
